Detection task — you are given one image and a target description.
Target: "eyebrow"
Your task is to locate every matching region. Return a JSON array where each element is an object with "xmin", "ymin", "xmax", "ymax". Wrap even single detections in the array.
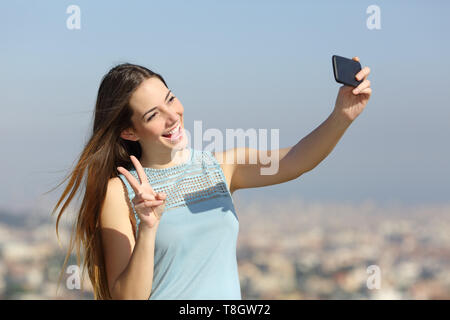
[{"xmin": 142, "ymin": 90, "xmax": 172, "ymax": 120}]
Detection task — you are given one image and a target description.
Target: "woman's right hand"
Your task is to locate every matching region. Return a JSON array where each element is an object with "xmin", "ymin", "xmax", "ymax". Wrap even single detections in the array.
[{"xmin": 117, "ymin": 155, "xmax": 166, "ymax": 230}]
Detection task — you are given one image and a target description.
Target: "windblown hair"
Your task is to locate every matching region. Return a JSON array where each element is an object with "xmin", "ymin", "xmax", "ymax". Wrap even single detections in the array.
[{"xmin": 47, "ymin": 63, "xmax": 168, "ymax": 299}]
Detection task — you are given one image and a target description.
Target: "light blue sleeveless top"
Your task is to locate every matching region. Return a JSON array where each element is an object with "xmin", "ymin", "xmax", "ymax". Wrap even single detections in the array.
[{"xmin": 118, "ymin": 147, "xmax": 241, "ymax": 300}]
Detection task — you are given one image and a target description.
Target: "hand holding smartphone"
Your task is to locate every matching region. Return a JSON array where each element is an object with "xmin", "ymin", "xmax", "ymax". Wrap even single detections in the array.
[{"xmin": 332, "ymin": 55, "xmax": 363, "ymax": 87}]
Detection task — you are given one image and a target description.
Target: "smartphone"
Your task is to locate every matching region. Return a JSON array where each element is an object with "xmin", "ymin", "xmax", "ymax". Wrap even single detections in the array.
[{"xmin": 332, "ymin": 55, "xmax": 363, "ymax": 87}]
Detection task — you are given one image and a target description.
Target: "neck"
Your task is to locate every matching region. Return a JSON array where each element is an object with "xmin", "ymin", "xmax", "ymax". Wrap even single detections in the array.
[{"xmin": 139, "ymin": 146, "xmax": 190, "ymax": 169}]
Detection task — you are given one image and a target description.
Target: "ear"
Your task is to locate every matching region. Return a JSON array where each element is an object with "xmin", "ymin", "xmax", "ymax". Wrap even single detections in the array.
[{"xmin": 120, "ymin": 128, "xmax": 139, "ymax": 142}]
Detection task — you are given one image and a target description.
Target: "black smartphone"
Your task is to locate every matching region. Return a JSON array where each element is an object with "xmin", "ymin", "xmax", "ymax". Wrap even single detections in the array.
[{"xmin": 332, "ymin": 55, "xmax": 363, "ymax": 87}]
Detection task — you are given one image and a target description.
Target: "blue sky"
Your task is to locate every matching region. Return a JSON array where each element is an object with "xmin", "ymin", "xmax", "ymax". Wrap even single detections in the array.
[{"xmin": 1, "ymin": 0, "xmax": 449, "ymax": 214}]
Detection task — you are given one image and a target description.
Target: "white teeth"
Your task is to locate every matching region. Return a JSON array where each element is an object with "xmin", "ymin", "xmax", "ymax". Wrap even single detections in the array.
[{"xmin": 165, "ymin": 123, "xmax": 180, "ymax": 135}]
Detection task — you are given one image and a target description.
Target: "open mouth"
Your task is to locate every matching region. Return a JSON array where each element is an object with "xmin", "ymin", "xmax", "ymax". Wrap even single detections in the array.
[{"xmin": 162, "ymin": 123, "xmax": 183, "ymax": 141}]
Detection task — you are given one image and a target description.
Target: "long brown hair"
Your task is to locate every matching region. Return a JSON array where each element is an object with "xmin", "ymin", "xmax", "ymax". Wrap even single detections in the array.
[{"xmin": 47, "ymin": 63, "xmax": 168, "ymax": 299}]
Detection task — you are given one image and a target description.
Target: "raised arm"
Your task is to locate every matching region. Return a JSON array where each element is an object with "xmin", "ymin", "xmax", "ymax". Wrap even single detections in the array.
[{"xmin": 220, "ymin": 57, "xmax": 372, "ymax": 193}]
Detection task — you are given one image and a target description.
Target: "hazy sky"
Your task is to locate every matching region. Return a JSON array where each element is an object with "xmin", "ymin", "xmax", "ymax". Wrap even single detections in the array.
[{"xmin": 1, "ymin": 0, "xmax": 449, "ymax": 215}]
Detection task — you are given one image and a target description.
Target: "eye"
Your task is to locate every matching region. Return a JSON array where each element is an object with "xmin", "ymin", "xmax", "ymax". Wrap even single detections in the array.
[
  {"xmin": 147, "ymin": 113, "xmax": 157, "ymax": 122},
  {"xmin": 146, "ymin": 96, "xmax": 176, "ymax": 122}
]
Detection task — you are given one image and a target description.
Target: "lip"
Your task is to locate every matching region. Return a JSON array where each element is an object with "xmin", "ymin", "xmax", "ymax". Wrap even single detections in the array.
[
  {"xmin": 162, "ymin": 121, "xmax": 181, "ymax": 136},
  {"xmin": 162, "ymin": 124, "xmax": 183, "ymax": 142}
]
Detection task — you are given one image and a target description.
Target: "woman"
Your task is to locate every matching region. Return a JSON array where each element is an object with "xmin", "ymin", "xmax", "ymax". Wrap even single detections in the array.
[{"xmin": 52, "ymin": 59, "xmax": 371, "ymax": 300}]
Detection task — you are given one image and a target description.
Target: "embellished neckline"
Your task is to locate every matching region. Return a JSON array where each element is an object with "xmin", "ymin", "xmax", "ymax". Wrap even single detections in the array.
[{"xmin": 141, "ymin": 147, "xmax": 194, "ymax": 172}]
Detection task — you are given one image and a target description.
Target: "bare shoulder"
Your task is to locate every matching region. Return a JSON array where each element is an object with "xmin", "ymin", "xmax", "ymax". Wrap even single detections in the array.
[
  {"xmin": 100, "ymin": 177, "xmax": 135, "ymax": 236},
  {"xmin": 101, "ymin": 177, "xmax": 133, "ymax": 226}
]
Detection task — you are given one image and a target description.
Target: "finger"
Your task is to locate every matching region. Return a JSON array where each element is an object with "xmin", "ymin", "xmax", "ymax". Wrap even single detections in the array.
[
  {"xmin": 130, "ymin": 155, "xmax": 156, "ymax": 195},
  {"xmin": 354, "ymin": 87, "xmax": 372, "ymax": 95},
  {"xmin": 132, "ymin": 192, "xmax": 156, "ymax": 206},
  {"xmin": 355, "ymin": 66, "xmax": 370, "ymax": 81},
  {"xmin": 117, "ymin": 166, "xmax": 143, "ymax": 196},
  {"xmin": 130, "ymin": 155, "xmax": 149, "ymax": 185},
  {"xmin": 352, "ymin": 56, "xmax": 360, "ymax": 62},
  {"xmin": 143, "ymin": 199, "xmax": 164, "ymax": 207},
  {"xmin": 155, "ymin": 192, "xmax": 167, "ymax": 200},
  {"xmin": 135, "ymin": 199, "xmax": 164, "ymax": 210},
  {"xmin": 359, "ymin": 87, "xmax": 372, "ymax": 95},
  {"xmin": 140, "ymin": 192, "xmax": 157, "ymax": 201},
  {"xmin": 353, "ymin": 79, "xmax": 370, "ymax": 94}
]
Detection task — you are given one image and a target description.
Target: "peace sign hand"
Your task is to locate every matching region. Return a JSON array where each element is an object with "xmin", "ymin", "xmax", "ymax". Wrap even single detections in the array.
[{"xmin": 117, "ymin": 155, "xmax": 167, "ymax": 230}]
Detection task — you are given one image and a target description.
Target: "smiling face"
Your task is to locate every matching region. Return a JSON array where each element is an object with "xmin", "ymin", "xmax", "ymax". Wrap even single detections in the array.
[{"xmin": 120, "ymin": 77, "xmax": 187, "ymax": 156}]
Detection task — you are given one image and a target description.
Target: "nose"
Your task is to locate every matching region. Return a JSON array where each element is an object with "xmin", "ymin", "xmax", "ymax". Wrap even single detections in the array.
[{"xmin": 161, "ymin": 105, "xmax": 181, "ymax": 124}]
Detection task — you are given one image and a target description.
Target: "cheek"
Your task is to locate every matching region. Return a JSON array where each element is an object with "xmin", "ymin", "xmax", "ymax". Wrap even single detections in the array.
[{"xmin": 141, "ymin": 121, "xmax": 165, "ymax": 137}]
